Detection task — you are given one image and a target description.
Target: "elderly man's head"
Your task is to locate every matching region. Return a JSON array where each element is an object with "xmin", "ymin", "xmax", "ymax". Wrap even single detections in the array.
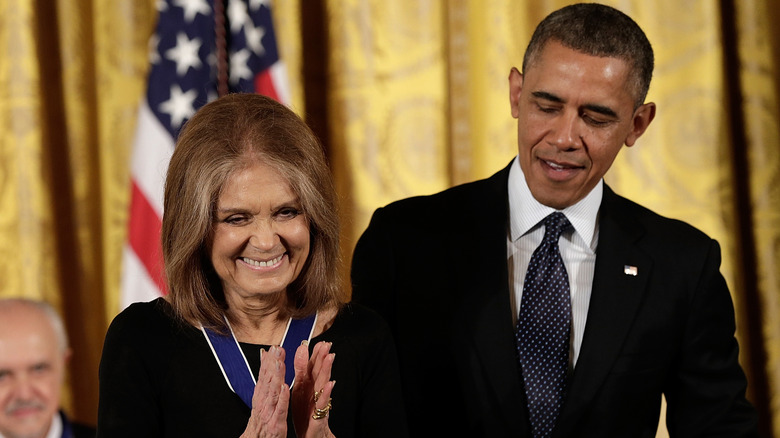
[{"xmin": 0, "ymin": 299, "xmax": 70, "ymax": 438}]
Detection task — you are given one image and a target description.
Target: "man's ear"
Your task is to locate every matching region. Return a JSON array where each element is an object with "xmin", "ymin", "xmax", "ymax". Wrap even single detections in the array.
[
  {"xmin": 625, "ymin": 102, "xmax": 656, "ymax": 147},
  {"xmin": 509, "ymin": 67, "xmax": 523, "ymax": 119}
]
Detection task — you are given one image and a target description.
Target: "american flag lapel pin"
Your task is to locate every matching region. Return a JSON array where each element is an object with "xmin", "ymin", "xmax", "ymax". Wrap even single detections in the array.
[{"xmin": 624, "ymin": 265, "xmax": 638, "ymax": 276}]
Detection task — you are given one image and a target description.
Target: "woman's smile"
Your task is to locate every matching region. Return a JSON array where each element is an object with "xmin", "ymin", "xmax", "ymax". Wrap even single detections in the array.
[{"xmin": 240, "ymin": 254, "xmax": 285, "ymax": 268}]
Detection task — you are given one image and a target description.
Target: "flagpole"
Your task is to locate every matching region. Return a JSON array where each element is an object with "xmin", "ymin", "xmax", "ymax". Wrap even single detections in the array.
[{"xmin": 214, "ymin": 0, "xmax": 228, "ymax": 97}]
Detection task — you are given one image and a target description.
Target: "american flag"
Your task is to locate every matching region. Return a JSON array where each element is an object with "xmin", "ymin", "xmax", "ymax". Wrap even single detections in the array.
[{"xmin": 120, "ymin": 0, "xmax": 290, "ymax": 309}]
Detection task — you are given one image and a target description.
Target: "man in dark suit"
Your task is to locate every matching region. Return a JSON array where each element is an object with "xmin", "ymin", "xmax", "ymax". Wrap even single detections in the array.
[
  {"xmin": 0, "ymin": 298, "xmax": 95, "ymax": 438},
  {"xmin": 351, "ymin": 3, "xmax": 759, "ymax": 437}
]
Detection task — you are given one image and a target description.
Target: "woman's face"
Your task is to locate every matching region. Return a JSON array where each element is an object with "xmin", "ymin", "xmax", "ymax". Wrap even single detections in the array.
[{"xmin": 210, "ymin": 161, "xmax": 310, "ymax": 301}]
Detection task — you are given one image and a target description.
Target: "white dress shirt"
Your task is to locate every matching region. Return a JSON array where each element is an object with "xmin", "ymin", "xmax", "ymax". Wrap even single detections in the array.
[
  {"xmin": 0, "ymin": 412, "xmax": 61, "ymax": 438},
  {"xmin": 507, "ymin": 157, "xmax": 601, "ymax": 368},
  {"xmin": 46, "ymin": 413, "xmax": 63, "ymax": 438}
]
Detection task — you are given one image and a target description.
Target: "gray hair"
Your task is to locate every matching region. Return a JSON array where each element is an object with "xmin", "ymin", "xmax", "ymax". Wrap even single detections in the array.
[{"xmin": 0, "ymin": 298, "xmax": 69, "ymax": 351}]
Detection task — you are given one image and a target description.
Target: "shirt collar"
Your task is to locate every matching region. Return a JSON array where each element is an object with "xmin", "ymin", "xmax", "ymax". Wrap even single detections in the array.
[
  {"xmin": 46, "ymin": 412, "xmax": 63, "ymax": 438},
  {"xmin": 508, "ymin": 156, "xmax": 602, "ymax": 251},
  {"xmin": 0, "ymin": 413, "xmax": 63, "ymax": 438}
]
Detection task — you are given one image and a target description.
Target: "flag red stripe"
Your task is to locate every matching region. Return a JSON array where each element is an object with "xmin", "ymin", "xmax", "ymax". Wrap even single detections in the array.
[
  {"xmin": 255, "ymin": 70, "xmax": 280, "ymax": 101},
  {"xmin": 128, "ymin": 180, "xmax": 167, "ymax": 293},
  {"xmin": 122, "ymin": 4, "xmax": 286, "ymax": 308}
]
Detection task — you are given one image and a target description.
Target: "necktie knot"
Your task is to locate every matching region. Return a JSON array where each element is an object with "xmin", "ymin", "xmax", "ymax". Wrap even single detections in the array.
[{"xmin": 542, "ymin": 212, "xmax": 571, "ymax": 244}]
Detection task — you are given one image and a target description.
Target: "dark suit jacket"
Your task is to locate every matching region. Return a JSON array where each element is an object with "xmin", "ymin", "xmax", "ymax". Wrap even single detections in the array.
[
  {"xmin": 62, "ymin": 411, "xmax": 96, "ymax": 438},
  {"xmin": 351, "ymin": 163, "xmax": 758, "ymax": 437}
]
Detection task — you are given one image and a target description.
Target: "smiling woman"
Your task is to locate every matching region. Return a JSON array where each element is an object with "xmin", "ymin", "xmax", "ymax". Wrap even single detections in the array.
[
  {"xmin": 210, "ymin": 162, "xmax": 313, "ymax": 324},
  {"xmin": 97, "ymin": 93, "xmax": 409, "ymax": 438}
]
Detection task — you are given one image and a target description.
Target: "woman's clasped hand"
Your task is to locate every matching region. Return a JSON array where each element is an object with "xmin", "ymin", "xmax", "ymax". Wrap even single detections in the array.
[{"xmin": 242, "ymin": 342, "xmax": 336, "ymax": 438}]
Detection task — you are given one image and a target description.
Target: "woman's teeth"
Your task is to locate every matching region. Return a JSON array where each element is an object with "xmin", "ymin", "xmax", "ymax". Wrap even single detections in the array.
[{"xmin": 242, "ymin": 255, "xmax": 283, "ymax": 267}]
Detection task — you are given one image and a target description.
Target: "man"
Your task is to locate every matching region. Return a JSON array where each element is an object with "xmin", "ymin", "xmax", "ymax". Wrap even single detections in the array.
[
  {"xmin": 351, "ymin": 3, "xmax": 759, "ymax": 437},
  {"xmin": 0, "ymin": 299, "xmax": 94, "ymax": 438}
]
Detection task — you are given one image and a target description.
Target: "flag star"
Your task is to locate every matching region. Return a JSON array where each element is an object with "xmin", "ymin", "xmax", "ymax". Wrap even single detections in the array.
[
  {"xmin": 159, "ymin": 84, "xmax": 198, "ymax": 128},
  {"xmin": 165, "ymin": 32, "xmax": 203, "ymax": 76},
  {"xmin": 249, "ymin": 0, "xmax": 270, "ymax": 11},
  {"xmin": 206, "ymin": 52, "xmax": 217, "ymax": 69},
  {"xmin": 227, "ymin": 0, "xmax": 249, "ymax": 33},
  {"xmin": 174, "ymin": 0, "xmax": 211, "ymax": 23},
  {"xmin": 229, "ymin": 49, "xmax": 253, "ymax": 85},
  {"xmin": 148, "ymin": 33, "xmax": 161, "ymax": 64},
  {"xmin": 244, "ymin": 22, "xmax": 266, "ymax": 56},
  {"xmin": 156, "ymin": 0, "xmax": 168, "ymax": 12}
]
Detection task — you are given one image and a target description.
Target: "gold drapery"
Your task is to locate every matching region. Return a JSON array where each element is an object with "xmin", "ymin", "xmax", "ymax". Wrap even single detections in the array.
[
  {"xmin": 0, "ymin": 1, "xmax": 777, "ymax": 435},
  {"xmin": 1, "ymin": 0, "xmax": 156, "ymax": 422}
]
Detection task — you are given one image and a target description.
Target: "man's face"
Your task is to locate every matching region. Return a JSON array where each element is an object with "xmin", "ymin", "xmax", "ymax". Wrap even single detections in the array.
[
  {"xmin": 0, "ymin": 305, "xmax": 67, "ymax": 438},
  {"xmin": 509, "ymin": 40, "xmax": 655, "ymax": 209}
]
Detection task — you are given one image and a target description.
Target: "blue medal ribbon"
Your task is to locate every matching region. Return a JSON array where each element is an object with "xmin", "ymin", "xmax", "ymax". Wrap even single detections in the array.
[{"xmin": 203, "ymin": 313, "xmax": 317, "ymax": 409}]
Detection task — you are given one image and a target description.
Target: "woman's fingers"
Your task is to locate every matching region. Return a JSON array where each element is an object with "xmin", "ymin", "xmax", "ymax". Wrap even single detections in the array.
[
  {"xmin": 305, "ymin": 344, "xmax": 335, "ymax": 438},
  {"xmin": 311, "ymin": 341, "xmax": 330, "ymax": 370},
  {"xmin": 253, "ymin": 348, "xmax": 272, "ymax": 408},
  {"xmin": 295, "ymin": 341, "xmax": 332, "ymax": 395},
  {"xmin": 262, "ymin": 347, "xmax": 284, "ymax": 414},
  {"xmin": 312, "ymin": 379, "xmax": 335, "ymax": 417},
  {"xmin": 289, "ymin": 341, "xmax": 337, "ymax": 437},
  {"xmin": 275, "ymin": 382, "xmax": 290, "ymax": 421},
  {"xmin": 244, "ymin": 346, "xmax": 289, "ymax": 437},
  {"xmin": 311, "ymin": 344, "xmax": 334, "ymax": 401},
  {"xmin": 293, "ymin": 340, "xmax": 311, "ymax": 386}
]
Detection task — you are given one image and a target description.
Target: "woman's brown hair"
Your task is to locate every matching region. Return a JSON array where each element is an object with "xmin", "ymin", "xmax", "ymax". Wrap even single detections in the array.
[{"xmin": 162, "ymin": 93, "xmax": 342, "ymax": 331}]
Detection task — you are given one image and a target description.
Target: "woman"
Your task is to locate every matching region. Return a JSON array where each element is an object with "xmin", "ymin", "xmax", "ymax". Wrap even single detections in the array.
[{"xmin": 98, "ymin": 94, "xmax": 408, "ymax": 437}]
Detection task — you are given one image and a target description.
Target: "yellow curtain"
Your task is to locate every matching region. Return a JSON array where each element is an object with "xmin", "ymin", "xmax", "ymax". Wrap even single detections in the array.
[
  {"xmin": 324, "ymin": 0, "xmax": 451, "ymax": 267},
  {"xmin": 1, "ymin": 0, "xmax": 778, "ymax": 435},
  {"xmin": 736, "ymin": 0, "xmax": 780, "ymax": 433},
  {"xmin": 0, "ymin": 0, "xmax": 152, "ymax": 424}
]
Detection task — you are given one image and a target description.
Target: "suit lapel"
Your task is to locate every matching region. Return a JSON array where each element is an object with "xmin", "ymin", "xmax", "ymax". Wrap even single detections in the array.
[
  {"xmin": 455, "ymin": 163, "xmax": 529, "ymax": 432},
  {"xmin": 554, "ymin": 186, "xmax": 653, "ymax": 435},
  {"xmin": 467, "ymin": 259, "xmax": 528, "ymax": 428}
]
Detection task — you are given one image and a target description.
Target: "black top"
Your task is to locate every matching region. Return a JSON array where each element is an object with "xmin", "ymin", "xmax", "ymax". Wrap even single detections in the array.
[{"xmin": 97, "ymin": 299, "xmax": 408, "ymax": 438}]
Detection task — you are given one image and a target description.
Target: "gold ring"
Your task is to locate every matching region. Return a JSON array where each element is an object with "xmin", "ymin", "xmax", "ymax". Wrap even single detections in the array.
[
  {"xmin": 312, "ymin": 398, "xmax": 332, "ymax": 420},
  {"xmin": 313, "ymin": 389, "xmax": 323, "ymax": 403}
]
